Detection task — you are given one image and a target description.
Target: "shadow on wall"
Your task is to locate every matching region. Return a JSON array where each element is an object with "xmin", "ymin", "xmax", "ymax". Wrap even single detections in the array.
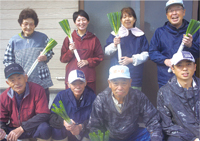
[{"xmin": 142, "ymin": 22, "xmax": 159, "ymax": 107}]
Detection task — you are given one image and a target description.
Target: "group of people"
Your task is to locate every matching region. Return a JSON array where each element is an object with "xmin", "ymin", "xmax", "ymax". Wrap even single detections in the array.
[{"xmin": 0, "ymin": 0, "xmax": 199, "ymax": 140}]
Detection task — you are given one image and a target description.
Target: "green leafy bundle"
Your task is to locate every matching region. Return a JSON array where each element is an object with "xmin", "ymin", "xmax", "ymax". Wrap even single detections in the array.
[
  {"xmin": 27, "ymin": 38, "xmax": 57, "ymax": 77},
  {"xmin": 89, "ymin": 130, "xmax": 110, "ymax": 141},
  {"xmin": 59, "ymin": 19, "xmax": 80, "ymax": 62},
  {"xmin": 51, "ymin": 100, "xmax": 81, "ymax": 140},
  {"xmin": 42, "ymin": 38, "xmax": 58, "ymax": 54},
  {"xmin": 107, "ymin": 11, "xmax": 122, "ymax": 61},
  {"xmin": 186, "ymin": 19, "xmax": 200, "ymax": 36},
  {"xmin": 59, "ymin": 19, "xmax": 73, "ymax": 43},
  {"xmin": 107, "ymin": 11, "xmax": 121, "ymax": 35},
  {"xmin": 168, "ymin": 19, "xmax": 200, "ymax": 73},
  {"xmin": 51, "ymin": 100, "xmax": 72, "ymax": 124}
]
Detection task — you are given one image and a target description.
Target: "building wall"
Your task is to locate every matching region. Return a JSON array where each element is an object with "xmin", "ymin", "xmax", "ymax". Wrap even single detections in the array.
[{"xmin": 0, "ymin": 0, "xmax": 79, "ymax": 91}]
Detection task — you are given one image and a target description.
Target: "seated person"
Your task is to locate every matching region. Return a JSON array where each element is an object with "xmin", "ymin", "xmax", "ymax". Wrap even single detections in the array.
[
  {"xmin": 50, "ymin": 70, "xmax": 96, "ymax": 141},
  {"xmin": 0, "ymin": 63, "xmax": 51, "ymax": 141},
  {"xmin": 157, "ymin": 51, "xmax": 200, "ymax": 141},
  {"xmin": 87, "ymin": 65, "xmax": 162, "ymax": 141}
]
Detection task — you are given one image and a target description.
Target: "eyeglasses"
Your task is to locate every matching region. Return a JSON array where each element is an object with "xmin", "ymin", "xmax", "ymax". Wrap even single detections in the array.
[
  {"xmin": 167, "ymin": 7, "xmax": 183, "ymax": 13},
  {"xmin": 22, "ymin": 23, "xmax": 35, "ymax": 27}
]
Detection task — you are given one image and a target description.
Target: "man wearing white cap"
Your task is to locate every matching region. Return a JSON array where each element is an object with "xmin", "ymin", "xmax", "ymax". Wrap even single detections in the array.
[
  {"xmin": 149, "ymin": 0, "xmax": 200, "ymax": 88},
  {"xmin": 157, "ymin": 51, "xmax": 200, "ymax": 141},
  {"xmin": 50, "ymin": 70, "xmax": 96, "ymax": 141},
  {"xmin": 88, "ymin": 65, "xmax": 162, "ymax": 141}
]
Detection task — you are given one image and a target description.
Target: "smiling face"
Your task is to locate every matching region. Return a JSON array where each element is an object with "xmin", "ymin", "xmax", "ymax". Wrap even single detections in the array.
[
  {"xmin": 75, "ymin": 15, "xmax": 89, "ymax": 33},
  {"xmin": 166, "ymin": 4, "xmax": 185, "ymax": 29},
  {"xmin": 21, "ymin": 18, "xmax": 35, "ymax": 37},
  {"xmin": 68, "ymin": 80, "xmax": 86, "ymax": 100},
  {"xmin": 172, "ymin": 60, "xmax": 196, "ymax": 84},
  {"xmin": 6, "ymin": 74, "xmax": 28, "ymax": 95},
  {"xmin": 108, "ymin": 78, "xmax": 131, "ymax": 103},
  {"xmin": 121, "ymin": 12, "xmax": 136, "ymax": 29}
]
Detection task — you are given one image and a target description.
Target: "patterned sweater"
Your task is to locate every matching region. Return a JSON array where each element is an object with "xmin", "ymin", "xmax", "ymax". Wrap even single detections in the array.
[{"xmin": 3, "ymin": 31, "xmax": 54, "ymax": 89}]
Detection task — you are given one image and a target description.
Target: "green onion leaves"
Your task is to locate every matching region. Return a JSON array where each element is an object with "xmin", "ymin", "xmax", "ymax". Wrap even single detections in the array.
[
  {"xmin": 89, "ymin": 130, "xmax": 110, "ymax": 141},
  {"xmin": 107, "ymin": 11, "xmax": 121, "ymax": 35},
  {"xmin": 186, "ymin": 19, "xmax": 200, "ymax": 36}
]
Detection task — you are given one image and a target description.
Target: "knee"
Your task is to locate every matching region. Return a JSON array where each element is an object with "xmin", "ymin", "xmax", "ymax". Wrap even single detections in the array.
[
  {"xmin": 38, "ymin": 122, "xmax": 51, "ymax": 132},
  {"xmin": 35, "ymin": 122, "xmax": 52, "ymax": 139},
  {"xmin": 52, "ymin": 127, "xmax": 68, "ymax": 140}
]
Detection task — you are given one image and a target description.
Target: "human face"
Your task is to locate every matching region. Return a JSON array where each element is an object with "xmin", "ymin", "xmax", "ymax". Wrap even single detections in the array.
[
  {"xmin": 121, "ymin": 12, "xmax": 136, "ymax": 29},
  {"xmin": 6, "ymin": 74, "xmax": 28, "ymax": 95},
  {"xmin": 21, "ymin": 18, "xmax": 35, "ymax": 37},
  {"xmin": 108, "ymin": 78, "xmax": 132, "ymax": 102},
  {"xmin": 68, "ymin": 80, "xmax": 86, "ymax": 100},
  {"xmin": 75, "ymin": 16, "xmax": 89, "ymax": 32},
  {"xmin": 171, "ymin": 60, "xmax": 196, "ymax": 83},
  {"xmin": 166, "ymin": 4, "xmax": 185, "ymax": 29}
]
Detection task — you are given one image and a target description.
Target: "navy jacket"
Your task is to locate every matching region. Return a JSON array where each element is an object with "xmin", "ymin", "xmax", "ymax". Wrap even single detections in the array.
[
  {"xmin": 50, "ymin": 86, "xmax": 96, "ymax": 125},
  {"xmin": 104, "ymin": 32, "xmax": 149, "ymax": 87},
  {"xmin": 157, "ymin": 75, "xmax": 200, "ymax": 141},
  {"xmin": 149, "ymin": 19, "xmax": 200, "ymax": 87}
]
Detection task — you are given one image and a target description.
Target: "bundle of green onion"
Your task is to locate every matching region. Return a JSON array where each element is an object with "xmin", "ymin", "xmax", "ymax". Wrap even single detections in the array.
[
  {"xmin": 27, "ymin": 38, "xmax": 57, "ymax": 77},
  {"xmin": 168, "ymin": 19, "xmax": 200, "ymax": 73},
  {"xmin": 89, "ymin": 130, "xmax": 110, "ymax": 141},
  {"xmin": 59, "ymin": 19, "xmax": 80, "ymax": 62},
  {"xmin": 177, "ymin": 19, "xmax": 200, "ymax": 52},
  {"xmin": 51, "ymin": 100, "xmax": 81, "ymax": 140},
  {"xmin": 107, "ymin": 11, "xmax": 122, "ymax": 61}
]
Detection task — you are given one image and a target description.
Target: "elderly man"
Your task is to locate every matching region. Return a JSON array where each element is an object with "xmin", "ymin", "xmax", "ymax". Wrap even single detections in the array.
[
  {"xmin": 157, "ymin": 51, "xmax": 200, "ymax": 141},
  {"xmin": 50, "ymin": 70, "xmax": 96, "ymax": 141},
  {"xmin": 149, "ymin": 0, "xmax": 199, "ymax": 88},
  {"xmin": 0, "ymin": 63, "xmax": 51, "ymax": 141},
  {"xmin": 88, "ymin": 65, "xmax": 162, "ymax": 141}
]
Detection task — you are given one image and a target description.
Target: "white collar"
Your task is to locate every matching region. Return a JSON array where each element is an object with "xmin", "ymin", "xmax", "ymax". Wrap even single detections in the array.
[
  {"xmin": 111, "ymin": 25, "xmax": 144, "ymax": 37},
  {"xmin": 111, "ymin": 92, "xmax": 123, "ymax": 108},
  {"xmin": 177, "ymin": 79, "xmax": 196, "ymax": 88}
]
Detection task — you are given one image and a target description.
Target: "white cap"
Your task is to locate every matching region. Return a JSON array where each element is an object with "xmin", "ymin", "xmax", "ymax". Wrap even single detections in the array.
[
  {"xmin": 68, "ymin": 70, "xmax": 86, "ymax": 84},
  {"xmin": 165, "ymin": 0, "xmax": 184, "ymax": 11},
  {"xmin": 171, "ymin": 51, "xmax": 195, "ymax": 66},
  {"xmin": 108, "ymin": 65, "xmax": 131, "ymax": 80}
]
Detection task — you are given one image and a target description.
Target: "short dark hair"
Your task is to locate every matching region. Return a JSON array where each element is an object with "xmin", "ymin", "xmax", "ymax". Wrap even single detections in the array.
[
  {"xmin": 121, "ymin": 7, "xmax": 137, "ymax": 27},
  {"xmin": 73, "ymin": 10, "xmax": 90, "ymax": 23},
  {"xmin": 18, "ymin": 8, "xmax": 39, "ymax": 27}
]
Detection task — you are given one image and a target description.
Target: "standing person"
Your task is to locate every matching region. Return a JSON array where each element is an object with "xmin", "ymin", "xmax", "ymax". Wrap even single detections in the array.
[
  {"xmin": 157, "ymin": 51, "xmax": 200, "ymax": 141},
  {"xmin": 50, "ymin": 70, "xmax": 96, "ymax": 141},
  {"xmin": 88, "ymin": 65, "xmax": 163, "ymax": 141},
  {"xmin": 60, "ymin": 10, "xmax": 104, "ymax": 93},
  {"xmin": 104, "ymin": 7, "xmax": 149, "ymax": 91},
  {"xmin": 3, "ymin": 8, "xmax": 54, "ymax": 102},
  {"xmin": 149, "ymin": 0, "xmax": 199, "ymax": 88},
  {"xmin": 0, "ymin": 63, "xmax": 51, "ymax": 141}
]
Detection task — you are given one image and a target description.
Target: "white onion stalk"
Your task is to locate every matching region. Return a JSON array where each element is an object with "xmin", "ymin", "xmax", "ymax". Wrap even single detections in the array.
[
  {"xmin": 5, "ymin": 134, "xmax": 20, "ymax": 141},
  {"xmin": 68, "ymin": 36, "xmax": 80, "ymax": 62}
]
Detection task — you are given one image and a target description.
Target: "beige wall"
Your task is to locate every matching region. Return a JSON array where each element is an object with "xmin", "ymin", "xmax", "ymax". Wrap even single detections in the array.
[{"xmin": 0, "ymin": 0, "xmax": 79, "ymax": 90}]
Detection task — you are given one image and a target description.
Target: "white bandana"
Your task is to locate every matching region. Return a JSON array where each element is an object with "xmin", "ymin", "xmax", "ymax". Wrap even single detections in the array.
[{"xmin": 111, "ymin": 25, "xmax": 144, "ymax": 37}]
